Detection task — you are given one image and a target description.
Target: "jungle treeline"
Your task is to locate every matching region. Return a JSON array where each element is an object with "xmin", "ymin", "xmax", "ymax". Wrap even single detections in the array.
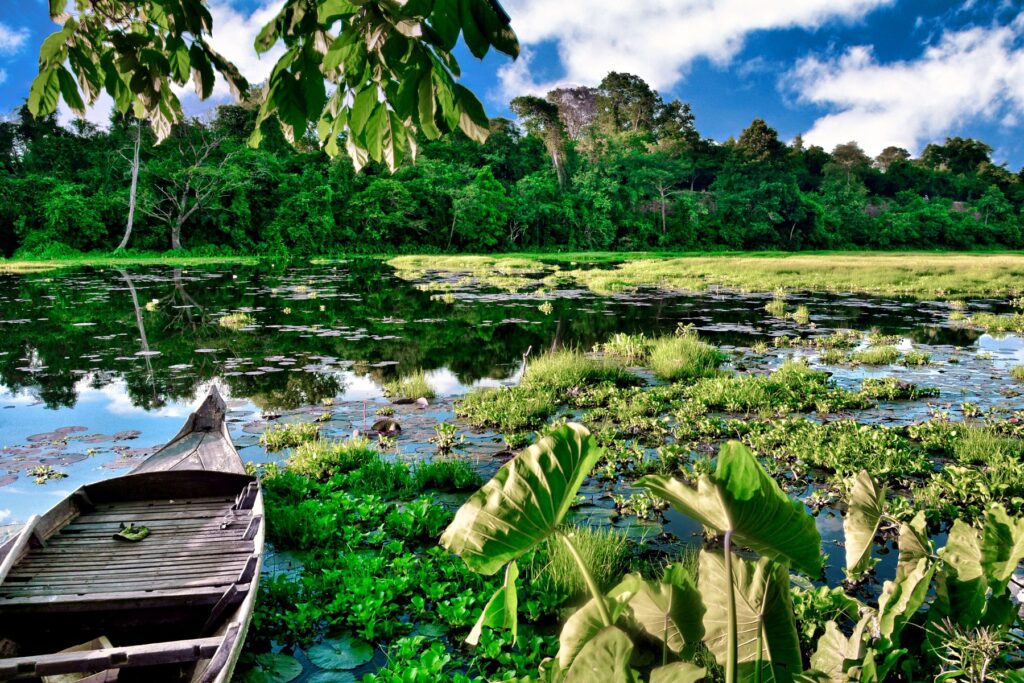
[{"xmin": 2, "ymin": 71, "xmax": 1023, "ymax": 257}]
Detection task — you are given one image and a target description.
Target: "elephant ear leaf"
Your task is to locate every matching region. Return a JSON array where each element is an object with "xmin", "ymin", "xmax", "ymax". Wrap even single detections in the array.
[
  {"xmin": 441, "ymin": 423, "xmax": 600, "ymax": 575},
  {"xmin": 628, "ymin": 567, "xmax": 704, "ymax": 658},
  {"xmin": 699, "ymin": 551, "xmax": 802, "ymax": 683},
  {"xmin": 844, "ymin": 470, "xmax": 886, "ymax": 580},
  {"xmin": 557, "ymin": 574, "xmax": 639, "ymax": 670},
  {"xmin": 896, "ymin": 510, "xmax": 932, "ymax": 581},
  {"xmin": 467, "ymin": 560, "xmax": 518, "ymax": 645},
  {"xmin": 640, "ymin": 441, "xmax": 822, "ymax": 575},
  {"xmin": 809, "ymin": 618, "xmax": 869, "ymax": 681},
  {"xmin": 564, "ymin": 626, "xmax": 637, "ymax": 683},
  {"xmin": 650, "ymin": 662, "xmax": 707, "ymax": 683},
  {"xmin": 879, "ymin": 556, "xmax": 934, "ymax": 645}
]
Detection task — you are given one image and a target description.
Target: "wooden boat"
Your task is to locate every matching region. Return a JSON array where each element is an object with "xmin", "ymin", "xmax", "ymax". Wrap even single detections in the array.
[{"xmin": 0, "ymin": 386, "xmax": 264, "ymax": 682}]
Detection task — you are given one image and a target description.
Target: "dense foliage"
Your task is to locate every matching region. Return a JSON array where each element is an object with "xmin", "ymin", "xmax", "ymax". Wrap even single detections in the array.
[{"xmin": 3, "ymin": 70, "xmax": 1024, "ymax": 257}]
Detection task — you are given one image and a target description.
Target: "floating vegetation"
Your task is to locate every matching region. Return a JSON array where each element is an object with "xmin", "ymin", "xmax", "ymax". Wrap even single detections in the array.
[
  {"xmin": 287, "ymin": 436, "xmax": 377, "ymax": 480},
  {"xmin": 847, "ymin": 345, "xmax": 901, "ymax": 365},
  {"xmin": 1011, "ymin": 366, "xmax": 1024, "ymax": 382},
  {"xmin": 521, "ymin": 349, "xmax": 638, "ymax": 392},
  {"xmin": 646, "ymin": 329, "xmax": 726, "ymax": 382},
  {"xmin": 260, "ymin": 422, "xmax": 321, "ymax": 451},
  {"xmin": 964, "ymin": 312, "xmax": 1024, "ymax": 335},
  {"xmin": 383, "ymin": 370, "xmax": 435, "ymax": 401},
  {"xmin": 29, "ymin": 465, "xmax": 68, "ymax": 484},
  {"xmin": 859, "ymin": 377, "xmax": 940, "ymax": 401},
  {"xmin": 218, "ymin": 312, "xmax": 255, "ymax": 331}
]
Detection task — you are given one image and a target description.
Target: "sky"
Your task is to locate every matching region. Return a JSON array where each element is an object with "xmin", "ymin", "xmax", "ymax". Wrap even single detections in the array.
[{"xmin": 1, "ymin": 0, "xmax": 1023, "ymax": 168}]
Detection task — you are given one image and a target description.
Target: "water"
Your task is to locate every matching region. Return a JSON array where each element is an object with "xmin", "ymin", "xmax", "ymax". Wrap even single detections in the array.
[{"xmin": 2, "ymin": 259, "xmax": 1023, "ymax": 547}]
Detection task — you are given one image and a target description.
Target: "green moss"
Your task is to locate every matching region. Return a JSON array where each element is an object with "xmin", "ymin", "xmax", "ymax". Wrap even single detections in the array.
[{"xmin": 646, "ymin": 331, "xmax": 726, "ymax": 382}]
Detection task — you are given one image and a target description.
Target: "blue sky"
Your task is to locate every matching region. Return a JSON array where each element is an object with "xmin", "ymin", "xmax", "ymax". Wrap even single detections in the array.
[{"xmin": 2, "ymin": 0, "xmax": 1023, "ymax": 168}]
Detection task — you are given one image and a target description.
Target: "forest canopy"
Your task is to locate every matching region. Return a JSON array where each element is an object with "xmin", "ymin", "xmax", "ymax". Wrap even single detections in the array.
[{"xmin": 3, "ymin": 69, "xmax": 1023, "ymax": 257}]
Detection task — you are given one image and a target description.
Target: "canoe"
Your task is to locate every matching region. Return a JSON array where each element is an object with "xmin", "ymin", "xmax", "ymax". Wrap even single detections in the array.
[{"xmin": 0, "ymin": 386, "xmax": 264, "ymax": 682}]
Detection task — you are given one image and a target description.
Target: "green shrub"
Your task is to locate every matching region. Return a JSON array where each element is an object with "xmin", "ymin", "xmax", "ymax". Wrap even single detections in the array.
[
  {"xmin": 287, "ymin": 436, "xmax": 377, "ymax": 480},
  {"xmin": 384, "ymin": 370, "xmax": 435, "ymax": 400},
  {"xmin": 646, "ymin": 330, "xmax": 726, "ymax": 382}
]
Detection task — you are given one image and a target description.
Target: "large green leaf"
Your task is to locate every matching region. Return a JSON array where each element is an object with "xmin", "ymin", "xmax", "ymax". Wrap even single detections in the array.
[
  {"xmin": 56, "ymin": 66, "xmax": 85, "ymax": 116},
  {"xmin": 28, "ymin": 67, "xmax": 61, "ymax": 116},
  {"xmin": 626, "ymin": 567, "xmax": 704, "ymax": 657},
  {"xmin": 563, "ymin": 626, "xmax": 637, "ymax": 683},
  {"xmin": 877, "ymin": 556, "xmax": 933, "ymax": 644},
  {"xmin": 640, "ymin": 441, "xmax": 822, "ymax": 575},
  {"xmin": 467, "ymin": 560, "xmax": 518, "ymax": 645},
  {"xmin": 844, "ymin": 470, "xmax": 885, "ymax": 579},
  {"xmin": 557, "ymin": 575, "xmax": 639, "ymax": 670},
  {"xmin": 306, "ymin": 635, "xmax": 374, "ymax": 670},
  {"xmin": 454, "ymin": 83, "xmax": 490, "ymax": 143},
  {"xmin": 808, "ymin": 618, "xmax": 868, "ymax": 682},
  {"xmin": 699, "ymin": 551, "xmax": 802, "ymax": 683},
  {"xmin": 980, "ymin": 503, "xmax": 1024, "ymax": 589},
  {"xmin": 243, "ymin": 653, "xmax": 303, "ymax": 683},
  {"xmin": 650, "ymin": 662, "xmax": 707, "ymax": 683},
  {"xmin": 440, "ymin": 423, "xmax": 601, "ymax": 575},
  {"xmin": 896, "ymin": 511, "xmax": 931, "ymax": 581}
]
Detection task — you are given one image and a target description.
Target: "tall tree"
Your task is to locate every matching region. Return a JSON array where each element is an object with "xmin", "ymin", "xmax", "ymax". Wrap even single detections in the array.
[
  {"xmin": 117, "ymin": 120, "xmax": 142, "ymax": 250},
  {"xmin": 874, "ymin": 146, "xmax": 911, "ymax": 172},
  {"xmin": 546, "ymin": 86, "xmax": 598, "ymax": 140},
  {"xmin": 595, "ymin": 72, "xmax": 660, "ymax": 135},
  {"xmin": 510, "ymin": 96, "xmax": 568, "ymax": 189}
]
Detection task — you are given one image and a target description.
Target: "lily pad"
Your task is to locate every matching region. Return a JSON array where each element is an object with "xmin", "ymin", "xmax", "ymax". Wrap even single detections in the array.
[
  {"xmin": 241, "ymin": 653, "xmax": 302, "ymax": 683},
  {"xmin": 306, "ymin": 673, "xmax": 357, "ymax": 683},
  {"xmin": 306, "ymin": 636, "xmax": 374, "ymax": 671}
]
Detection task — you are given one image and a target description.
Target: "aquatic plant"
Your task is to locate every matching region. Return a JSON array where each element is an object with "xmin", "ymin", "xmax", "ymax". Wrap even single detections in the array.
[
  {"xmin": 457, "ymin": 385, "xmax": 557, "ymax": 432},
  {"xmin": 599, "ymin": 332, "xmax": 651, "ymax": 362},
  {"xmin": 531, "ymin": 525, "xmax": 632, "ymax": 602},
  {"xmin": 521, "ymin": 349, "xmax": 637, "ymax": 392},
  {"xmin": 646, "ymin": 330, "xmax": 727, "ymax": 382},
  {"xmin": 1010, "ymin": 365, "xmax": 1024, "ymax": 382},
  {"xmin": 903, "ymin": 349, "xmax": 933, "ymax": 365},
  {"xmin": 218, "ymin": 311, "xmax": 255, "ymax": 331},
  {"xmin": 287, "ymin": 436, "xmax": 377, "ymax": 480},
  {"xmin": 412, "ymin": 458, "xmax": 479, "ymax": 492},
  {"xmin": 429, "ymin": 422, "xmax": 466, "ymax": 454},
  {"xmin": 260, "ymin": 421, "xmax": 321, "ymax": 451},
  {"xmin": 384, "ymin": 370, "xmax": 436, "ymax": 400},
  {"xmin": 848, "ymin": 345, "xmax": 901, "ymax": 365},
  {"xmin": 859, "ymin": 376, "xmax": 940, "ymax": 401}
]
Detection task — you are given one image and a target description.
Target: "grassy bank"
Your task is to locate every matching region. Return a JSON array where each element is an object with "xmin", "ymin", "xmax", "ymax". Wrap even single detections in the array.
[
  {"xmin": 389, "ymin": 251, "xmax": 1024, "ymax": 298},
  {"xmin": 0, "ymin": 254, "xmax": 256, "ymax": 273}
]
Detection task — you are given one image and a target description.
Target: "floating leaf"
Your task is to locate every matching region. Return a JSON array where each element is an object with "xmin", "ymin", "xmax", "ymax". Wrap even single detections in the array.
[
  {"xmin": 306, "ymin": 673, "xmax": 356, "ymax": 683},
  {"xmin": 242, "ymin": 653, "xmax": 302, "ymax": 683},
  {"xmin": 306, "ymin": 636, "xmax": 374, "ymax": 671}
]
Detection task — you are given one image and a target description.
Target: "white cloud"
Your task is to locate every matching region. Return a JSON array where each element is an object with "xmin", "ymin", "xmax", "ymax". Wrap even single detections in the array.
[
  {"xmin": 788, "ymin": 13, "xmax": 1024, "ymax": 156},
  {"xmin": 497, "ymin": 0, "xmax": 894, "ymax": 99},
  {"xmin": 0, "ymin": 69, "xmax": 7, "ymax": 86},
  {"xmin": 0, "ymin": 22, "xmax": 29, "ymax": 55}
]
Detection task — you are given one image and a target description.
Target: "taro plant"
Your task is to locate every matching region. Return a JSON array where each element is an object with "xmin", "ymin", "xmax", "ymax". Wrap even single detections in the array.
[{"xmin": 442, "ymin": 424, "xmax": 1024, "ymax": 683}]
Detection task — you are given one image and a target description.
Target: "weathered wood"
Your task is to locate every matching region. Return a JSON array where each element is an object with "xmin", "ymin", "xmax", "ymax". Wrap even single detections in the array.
[
  {"xmin": 194, "ymin": 624, "xmax": 239, "ymax": 683},
  {"xmin": 0, "ymin": 516, "xmax": 41, "ymax": 585},
  {"xmin": 0, "ymin": 636, "xmax": 224, "ymax": 679},
  {"xmin": 0, "ymin": 583, "xmax": 251, "ymax": 612}
]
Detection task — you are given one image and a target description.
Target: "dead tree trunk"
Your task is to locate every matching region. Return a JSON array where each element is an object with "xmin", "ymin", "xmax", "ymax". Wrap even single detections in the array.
[{"xmin": 117, "ymin": 121, "xmax": 141, "ymax": 251}]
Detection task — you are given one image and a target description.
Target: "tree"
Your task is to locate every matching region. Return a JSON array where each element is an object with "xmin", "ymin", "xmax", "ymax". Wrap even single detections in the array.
[
  {"xmin": 449, "ymin": 167, "xmax": 509, "ymax": 250},
  {"xmin": 142, "ymin": 123, "xmax": 242, "ymax": 250},
  {"xmin": 546, "ymin": 87, "xmax": 598, "ymax": 140},
  {"xmin": 510, "ymin": 96, "xmax": 568, "ymax": 189},
  {"xmin": 735, "ymin": 119, "xmax": 787, "ymax": 165},
  {"xmin": 826, "ymin": 141, "xmax": 871, "ymax": 187},
  {"xmin": 922, "ymin": 137, "xmax": 992, "ymax": 175},
  {"xmin": 595, "ymin": 72, "xmax": 661, "ymax": 135},
  {"xmin": 874, "ymin": 146, "xmax": 911, "ymax": 172},
  {"xmin": 117, "ymin": 120, "xmax": 142, "ymax": 250},
  {"xmin": 28, "ymin": 0, "xmax": 519, "ymax": 171}
]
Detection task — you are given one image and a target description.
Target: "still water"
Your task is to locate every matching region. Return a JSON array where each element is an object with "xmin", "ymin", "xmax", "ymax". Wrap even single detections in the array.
[{"xmin": 1, "ymin": 259, "xmax": 1022, "ymax": 541}]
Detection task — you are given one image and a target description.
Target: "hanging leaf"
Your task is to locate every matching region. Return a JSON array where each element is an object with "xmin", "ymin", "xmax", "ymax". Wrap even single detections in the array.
[
  {"xmin": 699, "ymin": 551, "xmax": 802, "ymax": 683},
  {"xmin": 649, "ymin": 662, "xmax": 707, "ymax": 683},
  {"xmin": 844, "ymin": 470, "xmax": 885, "ymax": 579},
  {"xmin": 808, "ymin": 618, "xmax": 868, "ymax": 682},
  {"xmin": 896, "ymin": 511, "xmax": 931, "ymax": 581},
  {"xmin": 441, "ymin": 423, "xmax": 601, "ymax": 575},
  {"xmin": 467, "ymin": 560, "xmax": 518, "ymax": 645},
  {"xmin": 28, "ymin": 67, "xmax": 61, "ymax": 116},
  {"xmin": 306, "ymin": 635, "xmax": 374, "ymax": 671},
  {"xmin": 189, "ymin": 44, "xmax": 215, "ymax": 100},
  {"xmin": 878, "ymin": 556, "xmax": 933, "ymax": 644},
  {"xmin": 563, "ymin": 626, "xmax": 637, "ymax": 683},
  {"xmin": 640, "ymin": 441, "xmax": 822, "ymax": 576},
  {"xmin": 454, "ymin": 83, "xmax": 490, "ymax": 143},
  {"xmin": 56, "ymin": 66, "xmax": 85, "ymax": 116}
]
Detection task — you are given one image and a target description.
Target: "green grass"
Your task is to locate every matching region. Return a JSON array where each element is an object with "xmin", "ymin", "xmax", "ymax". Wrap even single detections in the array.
[
  {"xmin": 966, "ymin": 312, "xmax": 1024, "ymax": 335},
  {"xmin": 531, "ymin": 525, "xmax": 632, "ymax": 601},
  {"xmin": 848, "ymin": 346, "xmax": 901, "ymax": 365},
  {"xmin": 0, "ymin": 253, "xmax": 254, "ymax": 273},
  {"xmin": 259, "ymin": 422, "xmax": 321, "ymax": 451},
  {"xmin": 686, "ymin": 360, "xmax": 871, "ymax": 415},
  {"xmin": 411, "ymin": 458, "xmax": 480, "ymax": 492},
  {"xmin": 286, "ymin": 436, "xmax": 378, "ymax": 480},
  {"xmin": 456, "ymin": 385, "xmax": 557, "ymax": 432},
  {"xmin": 522, "ymin": 349, "xmax": 638, "ymax": 392},
  {"xmin": 1011, "ymin": 366, "xmax": 1024, "ymax": 382},
  {"xmin": 646, "ymin": 331, "xmax": 726, "ymax": 382},
  {"xmin": 383, "ymin": 370, "xmax": 436, "ymax": 400},
  {"xmin": 598, "ymin": 332, "xmax": 651, "ymax": 362},
  {"xmin": 859, "ymin": 377, "xmax": 940, "ymax": 400}
]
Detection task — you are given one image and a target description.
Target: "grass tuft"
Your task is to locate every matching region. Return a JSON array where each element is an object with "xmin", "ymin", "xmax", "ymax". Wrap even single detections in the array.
[
  {"xmin": 384, "ymin": 370, "xmax": 436, "ymax": 400},
  {"xmin": 647, "ymin": 330, "xmax": 726, "ymax": 382},
  {"xmin": 260, "ymin": 422, "xmax": 320, "ymax": 451},
  {"xmin": 287, "ymin": 436, "xmax": 377, "ymax": 480}
]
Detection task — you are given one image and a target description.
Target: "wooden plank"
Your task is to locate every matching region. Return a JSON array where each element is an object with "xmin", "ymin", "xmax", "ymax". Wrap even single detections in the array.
[
  {"xmin": 18, "ymin": 541, "xmax": 256, "ymax": 559},
  {"xmin": 0, "ymin": 515, "xmax": 41, "ymax": 584},
  {"xmin": 7, "ymin": 559, "xmax": 250, "ymax": 582},
  {"xmin": 0, "ymin": 583, "xmax": 250, "ymax": 613},
  {"xmin": 15, "ymin": 552, "xmax": 255, "ymax": 573},
  {"xmin": 0, "ymin": 635, "xmax": 224, "ymax": 679},
  {"xmin": 0, "ymin": 572, "xmax": 242, "ymax": 596}
]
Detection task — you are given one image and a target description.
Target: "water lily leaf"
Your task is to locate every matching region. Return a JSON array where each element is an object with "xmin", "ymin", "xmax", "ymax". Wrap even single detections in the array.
[
  {"xmin": 650, "ymin": 662, "xmax": 707, "ymax": 683},
  {"xmin": 564, "ymin": 626, "xmax": 637, "ymax": 683},
  {"xmin": 467, "ymin": 560, "xmax": 518, "ymax": 645},
  {"xmin": 307, "ymin": 636, "xmax": 374, "ymax": 671},
  {"xmin": 441, "ymin": 423, "xmax": 601, "ymax": 575},
  {"xmin": 557, "ymin": 574, "xmax": 639, "ymax": 670},
  {"xmin": 699, "ymin": 551, "xmax": 802, "ymax": 683},
  {"xmin": 844, "ymin": 470, "xmax": 885, "ymax": 579},
  {"xmin": 242, "ymin": 653, "xmax": 303, "ymax": 683},
  {"xmin": 307, "ymin": 673, "xmax": 356, "ymax": 683},
  {"xmin": 640, "ymin": 441, "xmax": 822, "ymax": 576},
  {"xmin": 626, "ymin": 568, "xmax": 704, "ymax": 657}
]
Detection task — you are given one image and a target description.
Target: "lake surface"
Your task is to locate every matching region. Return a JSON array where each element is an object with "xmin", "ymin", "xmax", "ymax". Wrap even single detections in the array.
[{"xmin": 2, "ymin": 259, "xmax": 1023, "ymax": 550}]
